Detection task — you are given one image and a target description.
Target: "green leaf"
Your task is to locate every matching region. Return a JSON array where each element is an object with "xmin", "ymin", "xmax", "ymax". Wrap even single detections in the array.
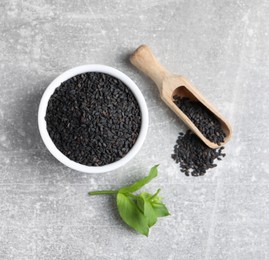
[
  {"xmin": 136, "ymin": 192, "xmax": 152, "ymax": 212},
  {"xmin": 117, "ymin": 193, "xmax": 149, "ymax": 236},
  {"xmin": 88, "ymin": 164, "xmax": 170, "ymax": 237},
  {"xmin": 151, "ymin": 202, "xmax": 170, "ymax": 217},
  {"xmin": 119, "ymin": 165, "xmax": 159, "ymax": 193},
  {"xmin": 137, "ymin": 190, "xmax": 170, "ymax": 218},
  {"xmin": 136, "ymin": 195, "xmax": 145, "ymax": 213},
  {"xmin": 150, "ymin": 189, "xmax": 161, "ymax": 201},
  {"xmin": 139, "ymin": 193, "xmax": 157, "ymax": 227}
]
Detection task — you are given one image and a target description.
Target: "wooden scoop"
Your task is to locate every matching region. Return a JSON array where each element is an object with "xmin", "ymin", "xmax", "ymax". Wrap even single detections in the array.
[{"xmin": 130, "ymin": 45, "xmax": 232, "ymax": 149}]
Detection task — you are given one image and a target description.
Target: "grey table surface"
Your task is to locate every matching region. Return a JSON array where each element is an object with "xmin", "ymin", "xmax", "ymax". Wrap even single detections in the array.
[{"xmin": 1, "ymin": 0, "xmax": 269, "ymax": 259}]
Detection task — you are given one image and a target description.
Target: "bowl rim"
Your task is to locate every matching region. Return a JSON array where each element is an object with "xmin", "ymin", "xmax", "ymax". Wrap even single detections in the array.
[{"xmin": 38, "ymin": 64, "xmax": 148, "ymax": 173}]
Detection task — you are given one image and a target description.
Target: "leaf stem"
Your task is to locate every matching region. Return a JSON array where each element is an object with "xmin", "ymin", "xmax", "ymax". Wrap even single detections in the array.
[
  {"xmin": 150, "ymin": 188, "xmax": 161, "ymax": 200},
  {"xmin": 126, "ymin": 193, "xmax": 137, "ymax": 199},
  {"xmin": 88, "ymin": 190, "xmax": 118, "ymax": 196}
]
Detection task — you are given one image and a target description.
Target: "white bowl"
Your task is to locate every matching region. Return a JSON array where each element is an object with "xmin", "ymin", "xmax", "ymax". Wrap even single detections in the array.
[{"xmin": 38, "ymin": 64, "xmax": 148, "ymax": 173}]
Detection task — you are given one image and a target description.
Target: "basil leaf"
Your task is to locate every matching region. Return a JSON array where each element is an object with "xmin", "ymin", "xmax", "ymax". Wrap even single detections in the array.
[
  {"xmin": 136, "ymin": 192, "xmax": 152, "ymax": 212},
  {"xmin": 119, "ymin": 165, "xmax": 159, "ymax": 193},
  {"xmin": 117, "ymin": 193, "xmax": 149, "ymax": 236},
  {"xmin": 150, "ymin": 188, "xmax": 161, "ymax": 201},
  {"xmin": 89, "ymin": 164, "xmax": 170, "ymax": 236},
  {"xmin": 136, "ymin": 196, "xmax": 145, "ymax": 213},
  {"xmin": 139, "ymin": 193, "xmax": 157, "ymax": 227},
  {"xmin": 151, "ymin": 202, "xmax": 170, "ymax": 217},
  {"xmin": 138, "ymin": 190, "xmax": 170, "ymax": 218}
]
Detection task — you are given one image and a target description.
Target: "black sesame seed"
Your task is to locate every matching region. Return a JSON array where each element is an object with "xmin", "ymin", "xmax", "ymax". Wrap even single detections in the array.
[
  {"xmin": 173, "ymin": 96, "xmax": 226, "ymax": 144},
  {"xmin": 171, "ymin": 130, "xmax": 225, "ymax": 177},
  {"xmin": 45, "ymin": 72, "xmax": 141, "ymax": 166}
]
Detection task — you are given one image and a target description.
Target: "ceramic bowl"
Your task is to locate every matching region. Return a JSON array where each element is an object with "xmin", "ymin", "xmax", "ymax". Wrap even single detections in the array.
[{"xmin": 38, "ymin": 64, "xmax": 148, "ymax": 173}]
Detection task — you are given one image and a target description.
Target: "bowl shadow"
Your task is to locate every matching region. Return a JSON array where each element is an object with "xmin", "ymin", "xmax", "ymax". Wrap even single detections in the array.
[{"xmin": 17, "ymin": 78, "xmax": 60, "ymax": 166}]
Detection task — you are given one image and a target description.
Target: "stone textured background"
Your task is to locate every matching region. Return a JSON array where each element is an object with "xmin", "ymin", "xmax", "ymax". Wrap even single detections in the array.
[{"xmin": 1, "ymin": 0, "xmax": 269, "ymax": 259}]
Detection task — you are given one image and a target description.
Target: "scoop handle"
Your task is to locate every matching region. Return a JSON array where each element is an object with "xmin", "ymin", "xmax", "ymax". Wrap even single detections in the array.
[{"xmin": 130, "ymin": 45, "xmax": 170, "ymax": 92}]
